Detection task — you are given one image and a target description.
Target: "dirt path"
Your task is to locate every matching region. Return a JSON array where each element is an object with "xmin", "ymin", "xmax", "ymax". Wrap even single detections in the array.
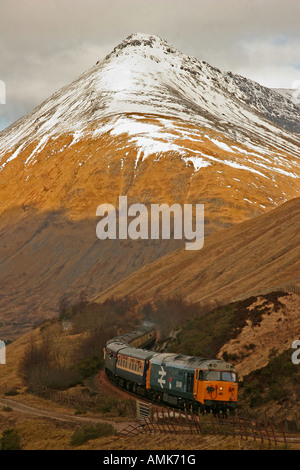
[{"xmin": 0, "ymin": 396, "xmax": 137, "ymax": 433}]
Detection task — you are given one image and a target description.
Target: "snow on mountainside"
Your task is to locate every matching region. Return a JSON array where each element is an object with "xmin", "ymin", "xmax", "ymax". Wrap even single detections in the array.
[
  {"xmin": 273, "ymin": 88, "xmax": 300, "ymax": 106},
  {"xmin": 1, "ymin": 33, "xmax": 300, "ymax": 173}
]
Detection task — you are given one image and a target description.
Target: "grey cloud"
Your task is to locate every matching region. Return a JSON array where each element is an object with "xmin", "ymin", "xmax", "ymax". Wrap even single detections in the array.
[{"xmin": 1, "ymin": 0, "xmax": 300, "ymax": 130}]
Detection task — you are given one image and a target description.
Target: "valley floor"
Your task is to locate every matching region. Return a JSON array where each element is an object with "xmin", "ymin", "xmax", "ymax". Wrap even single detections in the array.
[{"xmin": 0, "ymin": 392, "xmax": 299, "ymax": 450}]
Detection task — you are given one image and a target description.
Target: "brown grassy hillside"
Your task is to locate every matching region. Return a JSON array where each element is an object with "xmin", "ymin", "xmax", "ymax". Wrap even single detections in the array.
[
  {"xmin": 94, "ymin": 197, "xmax": 300, "ymax": 308},
  {"xmin": 0, "ymin": 112, "xmax": 300, "ymax": 341}
]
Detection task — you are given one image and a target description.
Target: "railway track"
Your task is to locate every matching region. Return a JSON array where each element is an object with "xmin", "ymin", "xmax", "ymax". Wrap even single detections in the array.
[
  {"xmin": 97, "ymin": 370, "xmax": 300, "ymax": 445},
  {"xmin": 97, "ymin": 368, "xmax": 157, "ymax": 406}
]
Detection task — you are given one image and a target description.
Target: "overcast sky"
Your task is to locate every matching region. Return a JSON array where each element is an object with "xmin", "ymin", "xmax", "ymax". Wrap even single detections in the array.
[{"xmin": 0, "ymin": 0, "xmax": 300, "ymax": 131}]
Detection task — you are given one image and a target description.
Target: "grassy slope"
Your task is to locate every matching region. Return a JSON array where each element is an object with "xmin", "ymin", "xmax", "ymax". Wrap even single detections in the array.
[
  {"xmin": 4, "ymin": 116, "xmax": 293, "ymax": 341},
  {"xmin": 94, "ymin": 198, "xmax": 300, "ymax": 309}
]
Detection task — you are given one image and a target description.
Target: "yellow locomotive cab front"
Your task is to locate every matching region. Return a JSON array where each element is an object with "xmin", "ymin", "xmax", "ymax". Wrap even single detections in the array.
[{"xmin": 193, "ymin": 367, "xmax": 238, "ymax": 409}]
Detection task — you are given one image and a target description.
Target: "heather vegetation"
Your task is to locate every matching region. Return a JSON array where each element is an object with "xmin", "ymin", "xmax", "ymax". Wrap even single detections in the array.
[
  {"xmin": 240, "ymin": 349, "xmax": 300, "ymax": 408},
  {"xmin": 0, "ymin": 429, "xmax": 22, "ymax": 450},
  {"xmin": 70, "ymin": 423, "xmax": 116, "ymax": 447},
  {"xmin": 139, "ymin": 296, "xmax": 214, "ymax": 339},
  {"xmin": 167, "ymin": 292, "xmax": 290, "ymax": 359}
]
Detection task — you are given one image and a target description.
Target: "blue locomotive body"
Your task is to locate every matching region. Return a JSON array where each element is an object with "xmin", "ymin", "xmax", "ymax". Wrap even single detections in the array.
[{"xmin": 149, "ymin": 354, "xmax": 195, "ymax": 406}]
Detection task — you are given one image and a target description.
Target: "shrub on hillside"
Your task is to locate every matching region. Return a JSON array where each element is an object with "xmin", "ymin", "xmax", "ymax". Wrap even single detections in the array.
[
  {"xmin": 70, "ymin": 423, "xmax": 116, "ymax": 446},
  {"xmin": 75, "ymin": 356, "xmax": 103, "ymax": 379},
  {"xmin": 1, "ymin": 429, "xmax": 22, "ymax": 450},
  {"xmin": 18, "ymin": 296, "xmax": 131, "ymax": 394},
  {"xmin": 18, "ymin": 333, "xmax": 82, "ymax": 393},
  {"xmin": 241, "ymin": 349, "xmax": 300, "ymax": 407}
]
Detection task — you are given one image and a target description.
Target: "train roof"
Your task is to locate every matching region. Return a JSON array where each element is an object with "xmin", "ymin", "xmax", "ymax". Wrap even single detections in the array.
[
  {"xmin": 117, "ymin": 346, "xmax": 156, "ymax": 361},
  {"xmin": 107, "ymin": 324, "xmax": 156, "ymax": 345},
  {"xmin": 150, "ymin": 353, "xmax": 236, "ymax": 371},
  {"xmin": 105, "ymin": 341, "xmax": 129, "ymax": 354}
]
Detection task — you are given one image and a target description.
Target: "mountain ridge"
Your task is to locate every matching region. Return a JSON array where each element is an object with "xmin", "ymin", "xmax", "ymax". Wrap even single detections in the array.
[
  {"xmin": 1, "ymin": 33, "xmax": 300, "ymax": 156},
  {"xmin": 0, "ymin": 33, "xmax": 299, "ymax": 340}
]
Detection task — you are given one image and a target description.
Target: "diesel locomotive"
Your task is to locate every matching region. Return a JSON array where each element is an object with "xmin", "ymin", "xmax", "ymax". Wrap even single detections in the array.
[{"xmin": 104, "ymin": 324, "xmax": 238, "ymax": 412}]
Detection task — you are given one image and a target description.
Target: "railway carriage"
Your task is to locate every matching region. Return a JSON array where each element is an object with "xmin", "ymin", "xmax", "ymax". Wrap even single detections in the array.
[
  {"xmin": 114, "ymin": 325, "xmax": 156, "ymax": 349},
  {"xmin": 103, "ymin": 324, "xmax": 238, "ymax": 412},
  {"xmin": 104, "ymin": 341, "xmax": 128, "ymax": 375},
  {"xmin": 115, "ymin": 346, "xmax": 155, "ymax": 388},
  {"xmin": 104, "ymin": 325, "xmax": 156, "ymax": 393}
]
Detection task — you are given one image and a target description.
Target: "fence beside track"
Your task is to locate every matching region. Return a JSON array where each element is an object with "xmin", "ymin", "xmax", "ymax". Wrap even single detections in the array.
[{"xmin": 118, "ymin": 401, "xmax": 300, "ymax": 447}]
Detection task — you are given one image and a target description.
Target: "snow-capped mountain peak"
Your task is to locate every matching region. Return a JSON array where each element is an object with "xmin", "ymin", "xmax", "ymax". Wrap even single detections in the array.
[
  {"xmin": 0, "ymin": 33, "xmax": 299, "ymax": 211},
  {"xmin": 1, "ymin": 32, "xmax": 300, "ymax": 157}
]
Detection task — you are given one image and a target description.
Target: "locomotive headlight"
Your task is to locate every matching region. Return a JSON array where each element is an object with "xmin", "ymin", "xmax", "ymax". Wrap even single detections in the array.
[{"xmin": 219, "ymin": 387, "xmax": 223, "ymax": 391}]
